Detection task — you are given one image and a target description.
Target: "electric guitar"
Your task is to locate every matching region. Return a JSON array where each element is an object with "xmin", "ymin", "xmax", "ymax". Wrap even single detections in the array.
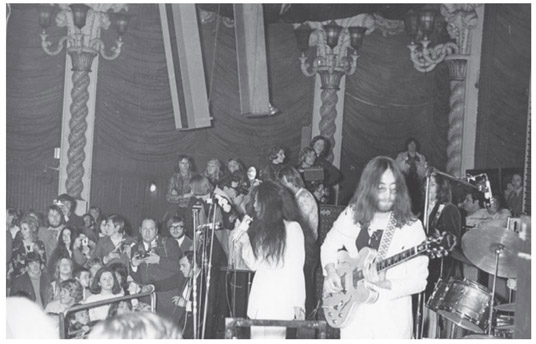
[{"xmin": 322, "ymin": 232, "xmax": 456, "ymax": 328}]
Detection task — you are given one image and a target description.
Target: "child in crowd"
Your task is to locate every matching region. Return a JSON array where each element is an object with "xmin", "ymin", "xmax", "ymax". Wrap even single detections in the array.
[
  {"xmin": 66, "ymin": 307, "xmax": 93, "ymax": 339},
  {"xmin": 73, "ymin": 267, "xmax": 92, "ymax": 300}
]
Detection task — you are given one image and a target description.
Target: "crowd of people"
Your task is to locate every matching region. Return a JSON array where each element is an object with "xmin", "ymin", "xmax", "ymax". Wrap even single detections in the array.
[{"xmin": 6, "ymin": 135, "xmax": 524, "ymax": 339}]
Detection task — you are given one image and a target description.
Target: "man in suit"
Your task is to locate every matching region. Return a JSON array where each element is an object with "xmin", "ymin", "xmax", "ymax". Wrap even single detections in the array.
[
  {"xmin": 10, "ymin": 252, "xmax": 50, "ymax": 309},
  {"xmin": 130, "ymin": 217, "xmax": 182, "ymax": 323},
  {"xmin": 172, "ymin": 250, "xmax": 201, "ymax": 339},
  {"xmin": 167, "ymin": 215, "xmax": 193, "ymax": 253}
]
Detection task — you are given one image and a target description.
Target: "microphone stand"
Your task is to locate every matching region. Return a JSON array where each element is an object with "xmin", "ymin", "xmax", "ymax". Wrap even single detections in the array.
[
  {"xmin": 201, "ymin": 197, "xmax": 218, "ymax": 339},
  {"xmin": 191, "ymin": 206, "xmax": 201, "ymax": 340}
]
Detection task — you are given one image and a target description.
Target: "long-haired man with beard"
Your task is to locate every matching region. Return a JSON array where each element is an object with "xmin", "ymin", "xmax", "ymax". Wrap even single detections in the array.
[{"xmin": 321, "ymin": 156, "xmax": 429, "ymax": 339}]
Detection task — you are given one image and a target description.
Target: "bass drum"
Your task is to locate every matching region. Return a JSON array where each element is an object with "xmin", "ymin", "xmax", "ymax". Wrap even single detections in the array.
[{"xmin": 437, "ymin": 278, "xmax": 492, "ymax": 333}]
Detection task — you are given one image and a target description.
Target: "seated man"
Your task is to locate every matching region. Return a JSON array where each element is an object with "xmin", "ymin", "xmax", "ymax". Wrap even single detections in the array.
[
  {"xmin": 92, "ymin": 214, "xmax": 136, "ymax": 267},
  {"xmin": 478, "ymin": 195, "xmax": 512, "ymax": 228},
  {"xmin": 130, "ymin": 218, "xmax": 182, "ymax": 323},
  {"xmin": 462, "ymin": 190, "xmax": 490, "ymax": 229},
  {"xmin": 172, "ymin": 251, "xmax": 202, "ymax": 339},
  {"xmin": 9, "ymin": 252, "xmax": 50, "ymax": 309}
]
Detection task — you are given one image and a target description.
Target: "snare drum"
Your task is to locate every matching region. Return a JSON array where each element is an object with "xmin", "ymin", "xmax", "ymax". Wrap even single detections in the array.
[
  {"xmin": 437, "ymin": 278, "xmax": 492, "ymax": 333},
  {"xmin": 426, "ymin": 278, "xmax": 450, "ymax": 312}
]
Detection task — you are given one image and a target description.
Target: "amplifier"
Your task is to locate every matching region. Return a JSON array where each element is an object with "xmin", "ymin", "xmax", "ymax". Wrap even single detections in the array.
[{"xmin": 303, "ymin": 167, "xmax": 324, "ymax": 182}]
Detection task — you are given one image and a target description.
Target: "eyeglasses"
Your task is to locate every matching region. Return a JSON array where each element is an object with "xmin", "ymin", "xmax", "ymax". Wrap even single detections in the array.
[{"xmin": 170, "ymin": 224, "xmax": 184, "ymax": 229}]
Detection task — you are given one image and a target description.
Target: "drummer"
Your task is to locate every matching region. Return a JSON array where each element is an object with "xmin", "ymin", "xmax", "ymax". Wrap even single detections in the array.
[
  {"xmin": 462, "ymin": 190, "xmax": 491, "ymax": 229},
  {"xmin": 424, "ymin": 173, "xmax": 463, "ymax": 338}
]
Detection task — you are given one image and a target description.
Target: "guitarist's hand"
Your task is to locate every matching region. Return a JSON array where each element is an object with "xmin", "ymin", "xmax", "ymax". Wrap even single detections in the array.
[{"xmin": 324, "ymin": 264, "xmax": 343, "ymax": 293}]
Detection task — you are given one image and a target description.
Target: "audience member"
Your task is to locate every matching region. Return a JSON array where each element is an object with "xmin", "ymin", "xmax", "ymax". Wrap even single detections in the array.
[
  {"xmin": 227, "ymin": 157, "xmax": 246, "ymax": 175},
  {"xmin": 203, "ymin": 158, "xmax": 225, "ymax": 186},
  {"xmin": 167, "ymin": 215, "xmax": 193, "ymax": 253},
  {"xmin": 45, "ymin": 257, "xmax": 74, "ymax": 305},
  {"xmin": 87, "ymin": 258, "xmax": 104, "ymax": 285},
  {"xmin": 172, "ymin": 250, "xmax": 201, "ymax": 339},
  {"xmin": 130, "ymin": 218, "xmax": 182, "ymax": 323},
  {"xmin": 310, "ymin": 135, "xmax": 343, "ymax": 201},
  {"xmin": 259, "ymin": 145, "xmax": 287, "ymax": 182},
  {"xmin": 92, "ymin": 214, "xmax": 136, "ymax": 268},
  {"xmin": 88, "ymin": 312, "xmax": 182, "ymax": 339},
  {"xmin": 278, "ymin": 166, "xmax": 320, "ymax": 318},
  {"xmin": 73, "ymin": 266, "xmax": 93, "ymax": 300},
  {"xmin": 7, "ymin": 207, "xmax": 23, "ymax": 240},
  {"xmin": 9, "ymin": 251, "xmax": 50, "ymax": 309},
  {"xmin": 109, "ymin": 262, "xmax": 130, "ymax": 295},
  {"xmin": 55, "ymin": 193, "xmax": 84, "ymax": 230},
  {"xmin": 44, "ymin": 278, "xmax": 84, "ymax": 314},
  {"xmin": 47, "ymin": 226, "xmax": 79, "ymax": 277},
  {"xmin": 504, "ymin": 173, "xmax": 523, "ymax": 216},
  {"xmin": 9, "ymin": 214, "xmax": 46, "ymax": 280},
  {"xmin": 297, "ymin": 146, "xmax": 328, "ymax": 203},
  {"xmin": 107, "ymin": 300, "xmax": 133, "ymax": 317},
  {"xmin": 166, "ymin": 154, "xmax": 196, "ymax": 208},
  {"xmin": 66, "ymin": 306, "xmax": 93, "ymax": 339},
  {"xmin": 395, "ymin": 137, "xmax": 427, "ymax": 216},
  {"xmin": 480, "ymin": 195, "xmax": 512, "ymax": 228},
  {"xmin": 84, "ymin": 266, "xmax": 123, "ymax": 321},
  {"xmin": 38, "ymin": 205, "xmax": 66, "ymax": 259},
  {"xmin": 72, "ymin": 231, "xmax": 96, "ymax": 267},
  {"xmin": 88, "ymin": 206, "xmax": 103, "ymax": 227}
]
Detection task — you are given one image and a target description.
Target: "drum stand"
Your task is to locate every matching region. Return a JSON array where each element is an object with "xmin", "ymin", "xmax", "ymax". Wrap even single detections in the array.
[{"xmin": 487, "ymin": 244, "xmax": 504, "ymax": 336}]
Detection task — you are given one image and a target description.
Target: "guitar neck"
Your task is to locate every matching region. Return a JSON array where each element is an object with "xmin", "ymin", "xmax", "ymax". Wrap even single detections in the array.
[{"xmin": 353, "ymin": 243, "xmax": 428, "ymax": 284}]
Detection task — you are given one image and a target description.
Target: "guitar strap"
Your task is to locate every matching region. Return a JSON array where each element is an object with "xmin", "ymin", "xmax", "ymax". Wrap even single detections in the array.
[{"xmin": 377, "ymin": 211, "xmax": 397, "ymax": 260}]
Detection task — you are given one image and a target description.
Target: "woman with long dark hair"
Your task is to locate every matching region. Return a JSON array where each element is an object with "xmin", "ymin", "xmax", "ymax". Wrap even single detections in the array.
[
  {"xmin": 47, "ymin": 226, "xmax": 79, "ymax": 277},
  {"xmin": 233, "ymin": 181, "xmax": 305, "ymax": 338}
]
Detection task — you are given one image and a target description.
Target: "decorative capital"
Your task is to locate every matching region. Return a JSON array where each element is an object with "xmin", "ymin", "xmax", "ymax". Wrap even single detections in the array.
[
  {"xmin": 370, "ymin": 13, "xmax": 406, "ymax": 37},
  {"xmin": 440, "ymin": 4, "xmax": 482, "ymax": 55},
  {"xmin": 444, "ymin": 56, "xmax": 468, "ymax": 81}
]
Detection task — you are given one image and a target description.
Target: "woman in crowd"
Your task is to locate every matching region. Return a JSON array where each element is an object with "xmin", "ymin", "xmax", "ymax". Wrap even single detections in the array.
[
  {"xmin": 45, "ymin": 257, "xmax": 75, "ymax": 305},
  {"xmin": 309, "ymin": 135, "xmax": 343, "ymax": 193},
  {"xmin": 233, "ymin": 181, "xmax": 305, "ymax": 339},
  {"xmin": 97, "ymin": 216, "xmax": 108, "ymax": 240},
  {"xmin": 166, "ymin": 154, "xmax": 196, "ymax": 208},
  {"xmin": 203, "ymin": 158, "xmax": 225, "ymax": 186},
  {"xmin": 109, "ymin": 262, "xmax": 130, "ymax": 295},
  {"xmin": 227, "ymin": 157, "xmax": 246, "ymax": 175},
  {"xmin": 259, "ymin": 146, "xmax": 287, "ymax": 182},
  {"xmin": 47, "ymin": 226, "xmax": 79, "ymax": 276},
  {"xmin": 44, "ymin": 279, "xmax": 84, "ymax": 315},
  {"xmin": 297, "ymin": 146, "xmax": 328, "ymax": 204},
  {"xmin": 9, "ymin": 215, "xmax": 46, "ymax": 281},
  {"xmin": 85, "ymin": 266, "xmax": 123, "ymax": 321},
  {"xmin": 396, "ymin": 137, "xmax": 427, "ymax": 216}
]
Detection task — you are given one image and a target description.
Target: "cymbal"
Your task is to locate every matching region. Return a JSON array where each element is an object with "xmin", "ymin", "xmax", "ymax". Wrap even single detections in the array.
[
  {"xmin": 496, "ymin": 303, "xmax": 515, "ymax": 312},
  {"xmin": 449, "ymin": 248, "xmax": 474, "ymax": 266},
  {"xmin": 462, "ymin": 226, "xmax": 522, "ymax": 278}
]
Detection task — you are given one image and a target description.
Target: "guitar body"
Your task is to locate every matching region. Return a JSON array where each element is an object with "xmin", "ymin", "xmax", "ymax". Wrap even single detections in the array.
[
  {"xmin": 321, "ymin": 232, "xmax": 454, "ymax": 329},
  {"xmin": 323, "ymin": 248, "xmax": 377, "ymax": 328}
]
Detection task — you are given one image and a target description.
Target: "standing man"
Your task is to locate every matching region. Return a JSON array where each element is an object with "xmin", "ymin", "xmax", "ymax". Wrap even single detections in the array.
[
  {"xmin": 55, "ymin": 194, "xmax": 84, "ymax": 230},
  {"xmin": 92, "ymin": 214, "xmax": 136, "ymax": 268},
  {"xmin": 130, "ymin": 218, "xmax": 182, "ymax": 323},
  {"xmin": 321, "ymin": 156, "xmax": 429, "ymax": 339}
]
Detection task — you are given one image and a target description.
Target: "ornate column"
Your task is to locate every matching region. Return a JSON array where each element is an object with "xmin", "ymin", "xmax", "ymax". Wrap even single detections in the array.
[
  {"xmin": 39, "ymin": 4, "xmax": 129, "ymax": 212},
  {"xmin": 406, "ymin": 4, "xmax": 483, "ymax": 176}
]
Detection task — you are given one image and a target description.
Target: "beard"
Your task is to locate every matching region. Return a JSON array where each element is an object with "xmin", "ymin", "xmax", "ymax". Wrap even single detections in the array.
[{"xmin": 377, "ymin": 198, "xmax": 395, "ymax": 213}]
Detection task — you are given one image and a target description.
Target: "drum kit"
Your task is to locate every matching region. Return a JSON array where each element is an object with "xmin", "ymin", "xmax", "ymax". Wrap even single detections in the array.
[{"xmin": 426, "ymin": 225, "xmax": 522, "ymax": 339}]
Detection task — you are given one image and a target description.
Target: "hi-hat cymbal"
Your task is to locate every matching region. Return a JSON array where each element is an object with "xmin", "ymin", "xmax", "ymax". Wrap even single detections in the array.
[
  {"xmin": 496, "ymin": 303, "xmax": 515, "ymax": 312},
  {"xmin": 461, "ymin": 226, "xmax": 522, "ymax": 278}
]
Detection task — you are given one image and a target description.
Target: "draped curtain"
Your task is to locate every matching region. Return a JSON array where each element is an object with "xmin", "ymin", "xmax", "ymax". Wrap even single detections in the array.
[{"xmin": 339, "ymin": 29, "xmax": 451, "ymax": 203}]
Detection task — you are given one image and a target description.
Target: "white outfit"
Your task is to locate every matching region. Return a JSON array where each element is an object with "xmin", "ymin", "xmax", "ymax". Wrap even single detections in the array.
[
  {"xmin": 239, "ymin": 220, "xmax": 305, "ymax": 339},
  {"xmin": 321, "ymin": 207, "xmax": 429, "ymax": 339},
  {"xmin": 84, "ymin": 291, "xmax": 123, "ymax": 322}
]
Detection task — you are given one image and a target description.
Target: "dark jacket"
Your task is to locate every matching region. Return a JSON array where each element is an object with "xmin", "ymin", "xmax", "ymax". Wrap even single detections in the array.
[{"xmin": 10, "ymin": 272, "xmax": 50, "ymax": 308}]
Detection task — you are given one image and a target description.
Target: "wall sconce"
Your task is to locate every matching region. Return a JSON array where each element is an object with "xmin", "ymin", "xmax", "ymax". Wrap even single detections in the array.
[
  {"xmin": 403, "ymin": 9, "xmax": 458, "ymax": 72},
  {"xmin": 295, "ymin": 21, "xmax": 366, "ymax": 90}
]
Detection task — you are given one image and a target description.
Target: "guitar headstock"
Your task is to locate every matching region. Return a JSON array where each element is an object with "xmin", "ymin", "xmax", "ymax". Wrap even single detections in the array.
[{"xmin": 424, "ymin": 232, "xmax": 457, "ymax": 259}]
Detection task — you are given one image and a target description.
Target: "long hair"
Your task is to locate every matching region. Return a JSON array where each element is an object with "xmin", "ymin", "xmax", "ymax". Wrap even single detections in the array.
[
  {"xmin": 56, "ymin": 226, "xmax": 79, "ymax": 253},
  {"xmin": 310, "ymin": 135, "xmax": 331, "ymax": 158},
  {"xmin": 90, "ymin": 267, "xmax": 122, "ymax": 295},
  {"xmin": 46, "ymin": 205, "xmax": 66, "ymax": 228},
  {"xmin": 247, "ymin": 181, "xmax": 287, "ymax": 265},
  {"xmin": 19, "ymin": 215, "xmax": 39, "ymax": 242},
  {"xmin": 189, "ymin": 175, "xmax": 214, "ymax": 196},
  {"xmin": 350, "ymin": 156, "xmax": 414, "ymax": 229},
  {"xmin": 278, "ymin": 165, "xmax": 305, "ymax": 189},
  {"xmin": 298, "ymin": 147, "xmax": 316, "ymax": 167}
]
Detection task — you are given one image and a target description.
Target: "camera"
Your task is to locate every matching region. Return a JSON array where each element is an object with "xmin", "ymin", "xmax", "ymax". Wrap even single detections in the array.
[{"xmin": 82, "ymin": 237, "xmax": 89, "ymax": 246}]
